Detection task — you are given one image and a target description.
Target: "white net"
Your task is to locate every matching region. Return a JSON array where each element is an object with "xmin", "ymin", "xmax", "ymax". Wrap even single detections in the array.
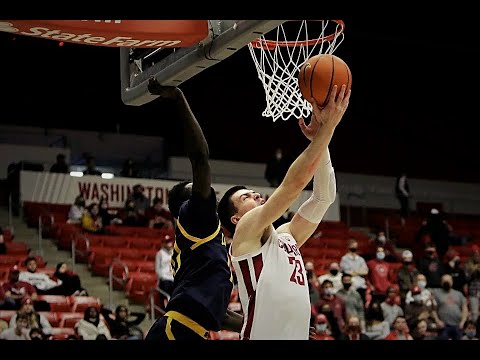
[{"xmin": 248, "ymin": 20, "xmax": 345, "ymax": 122}]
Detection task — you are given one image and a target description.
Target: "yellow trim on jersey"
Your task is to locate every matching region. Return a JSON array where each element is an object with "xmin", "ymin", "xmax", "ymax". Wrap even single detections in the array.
[
  {"xmin": 166, "ymin": 317, "xmax": 175, "ymax": 340},
  {"xmin": 172, "ymin": 241, "xmax": 181, "ymax": 275},
  {"xmin": 176, "ymin": 220, "xmax": 221, "ymax": 250},
  {"xmin": 165, "ymin": 311, "xmax": 209, "ymax": 339}
]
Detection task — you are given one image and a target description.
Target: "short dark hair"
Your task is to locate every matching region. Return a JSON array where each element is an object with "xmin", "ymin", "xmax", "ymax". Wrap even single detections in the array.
[
  {"xmin": 217, "ymin": 185, "xmax": 247, "ymax": 237},
  {"xmin": 168, "ymin": 180, "xmax": 192, "ymax": 219},
  {"xmin": 24, "ymin": 256, "xmax": 37, "ymax": 266}
]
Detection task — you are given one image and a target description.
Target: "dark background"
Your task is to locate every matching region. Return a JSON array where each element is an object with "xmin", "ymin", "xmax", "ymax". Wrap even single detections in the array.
[{"xmin": 0, "ymin": 17, "xmax": 479, "ymax": 183}]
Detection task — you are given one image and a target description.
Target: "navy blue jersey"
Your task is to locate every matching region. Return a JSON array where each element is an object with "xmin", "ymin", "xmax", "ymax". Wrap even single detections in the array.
[{"xmin": 167, "ymin": 188, "xmax": 233, "ymax": 331}]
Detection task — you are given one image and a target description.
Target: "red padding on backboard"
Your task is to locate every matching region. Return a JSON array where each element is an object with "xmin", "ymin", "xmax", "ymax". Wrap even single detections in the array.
[{"xmin": 0, "ymin": 20, "xmax": 209, "ymax": 48}]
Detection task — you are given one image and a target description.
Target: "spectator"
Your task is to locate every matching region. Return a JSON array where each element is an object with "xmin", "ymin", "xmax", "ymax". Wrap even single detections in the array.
[
  {"xmin": 100, "ymin": 305, "xmax": 145, "ymax": 340},
  {"xmin": 310, "ymin": 313, "xmax": 334, "ymax": 340},
  {"xmin": 0, "ymin": 313, "xmax": 30, "ymax": 340},
  {"xmin": 364, "ymin": 230, "xmax": 400, "ymax": 262},
  {"xmin": 364, "ymin": 300, "xmax": 390, "ymax": 340},
  {"xmin": 466, "ymin": 265, "xmax": 480, "ymax": 322},
  {"xmin": 98, "ymin": 197, "xmax": 122, "ymax": 226},
  {"xmin": 83, "ymin": 156, "xmax": 102, "ymax": 176},
  {"xmin": 397, "ymin": 250, "xmax": 420, "ymax": 305},
  {"xmin": 305, "ymin": 261, "xmax": 320, "ymax": 304},
  {"xmin": 155, "ymin": 236, "xmax": 175, "ymax": 296},
  {"xmin": 411, "ymin": 319, "xmax": 429, "ymax": 340},
  {"xmin": 9, "ymin": 297, "xmax": 52, "ymax": 335},
  {"xmin": 464, "ymin": 245, "xmax": 480, "ymax": 280},
  {"xmin": 404, "ymin": 285, "xmax": 440, "ymax": 331},
  {"xmin": 53, "ymin": 262, "xmax": 87, "ymax": 296},
  {"xmin": 384, "ymin": 316, "xmax": 413, "ymax": 340},
  {"xmin": 29, "ymin": 327, "xmax": 45, "ymax": 341},
  {"xmin": 318, "ymin": 262, "xmax": 343, "ymax": 294},
  {"xmin": 122, "ymin": 199, "xmax": 142, "ymax": 227},
  {"xmin": 128, "ymin": 184, "xmax": 150, "ymax": 216},
  {"xmin": 432, "ymin": 274, "xmax": 469, "ymax": 340},
  {"xmin": 75, "ymin": 306, "xmax": 112, "ymax": 340},
  {"xmin": 49, "ymin": 153, "xmax": 69, "ymax": 174},
  {"xmin": 68, "ymin": 195, "xmax": 86, "ymax": 224},
  {"xmin": 81, "ymin": 203, "xmax": 105, "ymax": 234},
  {"xmin": 418, "ymin": 243, "xmax": 444, "ymax": 289},
  {"xmin": 367, "ymin": 246, "xmax": 395, "ymax": 303},
  {"xmin": 405, "ymin": 273, "xmax": 437, "ymax": 308},
  {"xmin": 461, "ymin": 320, "xmax": 478, "ymax": 340},
  {"xmin": 395, "ymin": 172, "xmax": 410, "ymax": 225},
  {"xmin": 336, "ymin": 273, "xmax": 365, "ymax": 329},
  {"xmin": 340, "ymin": 239, "xmax": 369, "ymax": 302},
  {"xmin": 1, "ymin": 265, "xmax": 38, "ymax": 310},
  {"xmin": 380, "ymin": 287, "xmax": 404, "ymax": 328},
  {"xmin": 146, "ymin": 197, "xmax": 173, "ymax": 230},
  {"xmin": 417, "ymin": 208, "xmax": 452, "ymax": 260},
  {"xmin": 443, "ymin": 248, "xmax": 468, "ymax": 293},
  {"xmin": 338, "ymin": 315, "xmax": 370, "ymax": 340},
  {"xmin": 315, "ymin": 280, "xmax": 347, "ymax": 333},
  {"xmin": 19, "ymin": 257, "xmax": 63, "ymax": 295},
  {"xmin": 120, "ymin": 158, "xmax": 139, "ymax": 178},
  {"xmin": 264, "ymin": 147, "xmax": 289, "ymax": 187}
]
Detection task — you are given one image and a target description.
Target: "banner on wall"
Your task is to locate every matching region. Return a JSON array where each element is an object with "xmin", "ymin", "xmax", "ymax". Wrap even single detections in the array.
[{"xmin": 20, "ymin": 170, "xmax": 340, "ymax": 221}]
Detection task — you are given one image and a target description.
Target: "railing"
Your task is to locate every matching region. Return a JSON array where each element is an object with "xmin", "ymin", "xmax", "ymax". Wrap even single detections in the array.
[
  {"xmin": 108, "ymin": 258, "xmax": 130, "ymax": 309},
  {"xmin": 149, "ymin": 286, "xmax": 170, "ymax": 324},
  {"xmin": 38, "ymin": 212, "xmax": 54, "ymax": 257},
  {"xmin": 71, "ymin": 233, "xmax": 90, "ymax": 274}
]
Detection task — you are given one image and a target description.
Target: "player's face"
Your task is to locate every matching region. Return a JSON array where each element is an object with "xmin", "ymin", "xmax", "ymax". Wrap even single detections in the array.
[{"xmin": 232, "ymin": 189, "xmax": 265, "ymax": 218}]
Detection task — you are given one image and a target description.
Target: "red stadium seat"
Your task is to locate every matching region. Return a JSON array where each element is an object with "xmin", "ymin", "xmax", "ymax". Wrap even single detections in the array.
[
  {"xmin": 125, "ymin": 272, "xmax": 158, "ymax": 304},
  {"xmin": 135, "ymin": 260, "xmax": 156, "ymax": 274},
  {"xmin": 102, "ymin": 236, "xmax": 129, "ymax": 249},
  {"xmin": 49, "ymin": 327, "xmax": 76, "ymax": 340},
  {"xmin": 0, "ymin": 310, "xmax": 16, "ymax": 322},
  {"xmin": 69, "ymin": 296, "xmax": 102, "ymax": 313},
  {"xmin": 38, "ymin": 311, "xmax": 61, "ymax": 327},
  {"xmin": 37, "ymin": 295, "xmax": 71, "ymax": 312},
  {"xmin": 128, "ymin": 237, "xmax": 155, "ymax": 250},
  {"xmin": 59, "ymin": 312, "xmax": 84, "ymax": 328}
]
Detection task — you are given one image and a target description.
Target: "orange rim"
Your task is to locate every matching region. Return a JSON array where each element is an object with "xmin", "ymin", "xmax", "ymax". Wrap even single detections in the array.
[{"xmin": 251, "ymin": 20, "xmax": 345, "ymax": 50}]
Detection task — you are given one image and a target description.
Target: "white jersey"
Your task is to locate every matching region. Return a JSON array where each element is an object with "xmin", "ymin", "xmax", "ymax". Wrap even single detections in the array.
[{"xmin": 230, "ymin": 230, "xmax": 310, "ymax": 340}]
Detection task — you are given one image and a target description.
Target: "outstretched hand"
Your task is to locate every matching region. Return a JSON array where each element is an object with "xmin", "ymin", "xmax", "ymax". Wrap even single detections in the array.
[{"xmin": 148, "ymin": 77, "xmax": 183, "ymax": 100}]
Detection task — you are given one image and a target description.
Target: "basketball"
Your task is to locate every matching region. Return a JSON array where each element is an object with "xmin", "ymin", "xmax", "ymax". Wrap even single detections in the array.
[{"xmin": 298, "ymin": 54, "xmax": 352, "ymax": 108}]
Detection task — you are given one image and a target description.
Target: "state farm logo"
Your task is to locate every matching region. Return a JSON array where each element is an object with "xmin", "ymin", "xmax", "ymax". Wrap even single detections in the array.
[{"xmin": 0, "ymin": 22, "xmax": 18, "ymax": 33}]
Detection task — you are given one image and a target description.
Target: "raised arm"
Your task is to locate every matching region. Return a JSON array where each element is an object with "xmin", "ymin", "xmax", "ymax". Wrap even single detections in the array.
[
  {"xmin": 234, "ymin": 85, "xmax": 350, "ymax": 246},
  {"xmin": 148, "ymin": 78, "xmax": 211, "ymax": 199}
]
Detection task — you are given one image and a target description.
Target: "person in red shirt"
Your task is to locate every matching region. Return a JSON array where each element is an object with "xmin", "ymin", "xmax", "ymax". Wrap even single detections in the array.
[
  {"xmin": 315, "ymin": 279, "xmax": 347, "ymax": 333},
  {"xmin": 1, "ymin": 265, "xmax": 38, "ymax": 310},
  {"xmin": 367, "ymin": 246, "xmax": 395, "ymax": 303},
  {"xmin": 310, "ymin": 314, "xmax": 335, "ymax": 340},
  {"xmin": 385, "ymin": 316, "xmax": 413, "ymax": 340}
]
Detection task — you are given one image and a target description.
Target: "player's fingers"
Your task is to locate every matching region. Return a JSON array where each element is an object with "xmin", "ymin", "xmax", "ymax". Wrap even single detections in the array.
[
  {"xmin": 336, "ymin": 84, "xmax": 347, "ymax": 102},
  {"xmin": 298, "ymin": 117, "xmax": 307, "ymax": 131}
]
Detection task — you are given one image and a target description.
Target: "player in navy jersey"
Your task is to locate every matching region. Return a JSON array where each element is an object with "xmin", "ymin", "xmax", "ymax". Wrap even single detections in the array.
[{"xmin": 145, "ymin": 79, "xmax": 242, "ymax": 340}]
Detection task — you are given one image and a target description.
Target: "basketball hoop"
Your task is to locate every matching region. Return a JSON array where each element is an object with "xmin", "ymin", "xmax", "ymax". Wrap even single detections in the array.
[{"xmin": 248, "ymin": 20, "xmax": 345, "ymax": 122}]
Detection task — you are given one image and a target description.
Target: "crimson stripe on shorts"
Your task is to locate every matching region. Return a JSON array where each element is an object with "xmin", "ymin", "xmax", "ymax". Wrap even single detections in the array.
[
  {"xmin": 239, "ymin": 259, "xmax": 253, "ymax": 297},
  {"xmin": 252, "ymin": 253, "xmax": 263, "ymax": 282},
  {"xmin": 243, "ymin": 291, "xmax": 256, "ymax": 340}
]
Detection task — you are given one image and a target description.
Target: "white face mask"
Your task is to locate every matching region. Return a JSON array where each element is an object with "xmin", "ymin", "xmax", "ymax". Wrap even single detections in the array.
[
  {"xmin": 324, "ymin": 288, "xmax": 335, "ymax": 296},
  {"xmin": 417, "ymin": 280, "xmax": 427, "ymax": 289},
  {"xmin": 376, "ymin": 252, "xmax": 385, "ymax": 260},
  {"xmin": 377, "ymin": 235, "xmax": 386, "ymax": 243},
  {"xmin": 316, "ymin": 324, "xmax": 328, "ymax": 332}
]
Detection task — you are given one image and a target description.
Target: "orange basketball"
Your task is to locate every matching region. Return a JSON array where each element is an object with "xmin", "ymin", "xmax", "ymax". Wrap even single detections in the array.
[{"xmin": 298, "ymin": 54, "xmax": 352, "ymax": 108}]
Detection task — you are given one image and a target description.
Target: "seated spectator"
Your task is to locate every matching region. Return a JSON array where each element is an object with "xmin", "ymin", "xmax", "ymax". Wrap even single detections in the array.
[
  {"xmin": 122, "ymin": 199, "xmax": 145, "ymax": 227},
  {"xmin": 418, "ymin": 243, "xmax": 444, "ymax": 289},
  {"xmin": 54, "ymin": 262, "xmax": 87, "ymax": 296},
  {"xmin": 120, "ymin": 158, "xmax": 139, "ymax": 178},
  {"xmin": 68, "ymin": 195, "xmax": 86, "ymax": 224},
  {"xmin": 100, "ymin": 305, "xmax": 146, "ymax": 340},
  {"xmin": 318, "ymin": 262, "xmax": 343, "ymax": 294},
  {"xmin": 81, "ymin": 203, "xmax": 105, "ymax": 234},
  {"xmin": 396, "ymin": 250, "xmax": 420, "ymax": 305},
  {"xmin": 367, "ymin": 246, "xmax": 395, "ymax": 303},
  {"xmin": 83, "ymin": 155, "xmax": 102, "ymax": 176},
  {"xmin": 411, "ymin": 319, "xmax": 429, "ymax": 340},
  {"xmin": 127, "ymin": 184, "xmax": 150, "ymax": 218},
  {"xmin": 338, "ymin": 315, "xmax": 370, "ymax": 340},
  {"xmin": 310, "ymin": 313, "xmax": 334, "ymax": 340},
  {"xmin": 364, "ymin": 300, "xmax": 390, "ymax": 340},
  {"xmin": 19, "ymin": 257, "xmax": 63, "ymax": 295},
  {"xmin": 461, "ymin": 320, "xmax": 478, "ymax": 340},
  {"xmin": 340, "ymin": 239, "xmax": 369, "ymax": 302},
  {"xmin": 98, "ymin": 197, "xmax": 123, "ymax": 225},
  {"xmin": 336, "ymin": 273, "xmax": 365, "ymax": 329},
  {"xmin": 384, "ymin": 316, "xmax": 413, "ymax": 340},
  {"xmin": 380, "ymin": 286, "xmax": 404, "ymax": 327},
  {"xmin": 75, "ymin": 306, "xmax": 112, "ymax": 340},
  {"xmin": 146, "ymin": 197, "xmax": 174, "ymax": 230},
  {"xmin": 0, "ymin": 226, "xmax": 5, "ymax": 255},
  {"xmin": 49, "ymin": 153, "xmax": 69, "ymax": 174},
  {"xmin": 2, "ymin": 265, "xmax": 39, "ymax": 309},
  {"xmin": 443, "ymin": 248, "xmax": 467, "ymax": 293},
  {"xmin": 0, "ymin": 313, "xmax": 30, "ymax": 340},
  {"xmin": 9, "ymin": 297, "xmax": 52, "ymax": 335}
]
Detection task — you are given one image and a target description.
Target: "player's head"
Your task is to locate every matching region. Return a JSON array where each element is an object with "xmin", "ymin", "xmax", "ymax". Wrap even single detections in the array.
[
  {"xmin": 168, "ymin": 180, "xmax": 192, "ymax": 219},
  {"xmin": 218, "ymin": 185, "xmax": 265, "ymax": 237}
]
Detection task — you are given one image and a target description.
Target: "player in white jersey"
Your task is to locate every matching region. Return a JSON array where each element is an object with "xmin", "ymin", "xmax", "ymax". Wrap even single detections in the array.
[{"xmin": 218, "ymin": 85, "xmax": 351, "ymax": 340}]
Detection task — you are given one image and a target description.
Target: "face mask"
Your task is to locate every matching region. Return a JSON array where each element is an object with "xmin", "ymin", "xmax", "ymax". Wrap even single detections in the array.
[
  {"xmin": 442, "ymin": 282, "xmax": 451, "ymax": 291},
  {"xmin": 465, "ymin": 331, "xmax": 476, "ymax": 338},
  {"xmin": 413, "ymin": 295, "xmax": 422, "ymax": 303},
  {"xmin": 349, "ymin": 248, "xmax": 358, "ymax": 253},
  {"xmin": 417, "ymin": 280, "xmax": 427, "ymax": 289},
  {"xmin": 324, "ymin": 288, "xmax": 335, "ymax": 296},
  {"xmin": 376, "ymin": 252, "xmax": 385, "ymax": 260},
  {"xmin": 343, "ymin": 283, "xmax": 352, "ymax": 290},
  {"xmin": 330, "ymin": 269, "xmax": 339, "ymax": 276},
  {"xmin": 377, "ymin": 235, "xmax": 386, "ymax": 243},
  {"xmin": 316, "ymin": 324, "xmax": 328, "ymax": 332}
]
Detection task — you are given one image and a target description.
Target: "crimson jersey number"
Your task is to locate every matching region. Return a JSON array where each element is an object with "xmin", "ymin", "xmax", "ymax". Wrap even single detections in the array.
[{"xmin": 288, "ymin": 256, "xmax": 306, "ymax": 286}]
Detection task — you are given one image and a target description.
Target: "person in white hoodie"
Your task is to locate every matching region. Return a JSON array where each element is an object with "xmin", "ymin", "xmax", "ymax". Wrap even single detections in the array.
[
  {"xmin": 19, "ymin": 257, "xmax": 63, "ymax": 294},
  {"xmin": 75, "ymin": 306, "xmax": 112, "ymax": 340}
]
